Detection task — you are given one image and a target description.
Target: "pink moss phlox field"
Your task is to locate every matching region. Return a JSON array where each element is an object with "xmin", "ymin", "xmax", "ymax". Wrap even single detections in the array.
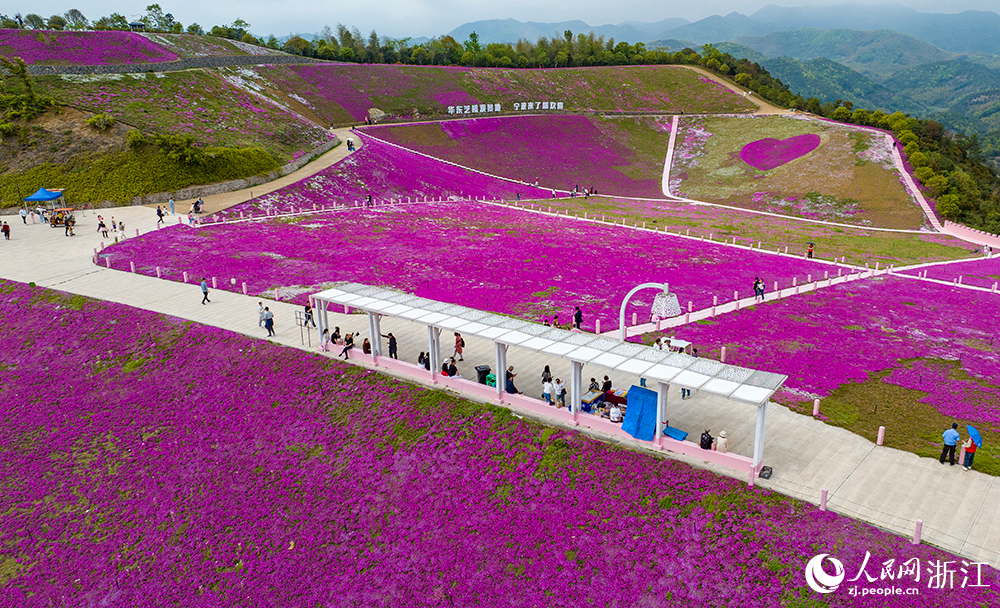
[
  {"xmin": 216, "ymin": 136, "xmax": 551, "ymax": 217},
  {"xmin": 3, "ymin": 280, "xmax": 998, "ymax": 606},
  {"xmin": 0, "ymin": 28, "xmax": 177, "ymax": 65},
  {"xmin": 370, "ymin": 115, "xmax": 667, "ymax": 197},
  {"xmin": 109, "ymin": 202, "xmax": 832, "ymax": 331},
  {"xmin": 900, "ymin": 257, "xmax": 1000, "ymax": 290},
  {"xmin": 654, "ymin": 275, "xmax": 1000, "ymax": 422},
  {"xmin": 740, "ymin": 134, "xmax": 822, "ymax": 171}
]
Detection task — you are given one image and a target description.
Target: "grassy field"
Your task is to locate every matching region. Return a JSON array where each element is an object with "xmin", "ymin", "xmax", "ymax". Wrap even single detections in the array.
[
  {"xmin": 243, "ymin": 63, "xmax": 756, "ymax": 124},
  {"xmin": 543, "ymin": 196, "xmax": 976, "ymax": 266},
  {"xmin": 672, "ymin": 115, "xmax": 925, "ymax": 230}
]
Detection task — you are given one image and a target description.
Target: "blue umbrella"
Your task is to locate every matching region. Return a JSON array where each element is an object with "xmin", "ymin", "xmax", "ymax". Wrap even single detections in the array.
[{"xmin": 968, "ymin": 425, "xmax": 983, "ymax": 449}]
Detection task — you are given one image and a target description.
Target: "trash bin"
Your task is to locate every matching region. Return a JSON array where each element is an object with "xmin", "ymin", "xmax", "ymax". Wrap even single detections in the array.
[{"xmin": 476, "ymin": 365, "xmax": 492, "ymax": 385}]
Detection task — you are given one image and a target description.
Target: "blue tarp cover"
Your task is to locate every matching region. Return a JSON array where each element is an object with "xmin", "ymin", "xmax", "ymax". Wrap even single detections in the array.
[
  {"xmin": 622, "ymin": 385, "xmax": 657, "ymax": 441},
  {"xmin": 24, "ymin": 188, "xmax": 63, "ymax": 202}
]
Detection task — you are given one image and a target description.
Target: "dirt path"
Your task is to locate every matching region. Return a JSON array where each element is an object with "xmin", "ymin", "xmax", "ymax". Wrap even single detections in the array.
[{"xmin": 678, "ymin": 65, "xmax": 790, "ymax": 115}]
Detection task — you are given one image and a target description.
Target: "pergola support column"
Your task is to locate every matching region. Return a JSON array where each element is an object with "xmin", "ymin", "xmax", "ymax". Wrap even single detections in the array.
[
  {"xmin": 367, "ymin": 312, "xmax": 379, "ymax": 360},
  {"xmin": 372, "ymin": 314, "xmax": 383, "ymax": 356},
  {"xmin": 317, "ymin": 299, "xmax": 329, "ymax": 347},
  {"xmin": 656, "ymin": 381, "xmax": 669, "ymax": 447},
  {"xmin": 751, "ymin": 400, "xmax": 769, "ymax": 485},
  {"xmin": 495, "ymin": 342, "xmax": 508, "ymax": 401},
  {"xmin": 428, "ymin": 326, "xmax": 442, "ymax": 382},
  {"xmin": 570, "ymin": 361, "xmax": 582, "ymax": 425}
]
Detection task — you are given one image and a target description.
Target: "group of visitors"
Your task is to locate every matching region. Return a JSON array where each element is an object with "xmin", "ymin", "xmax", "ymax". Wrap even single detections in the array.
[
  {"xmin": 753, "ymin": 276, "xmax": 767, "ymax": 302},
  {"xmin": 940, "ymin": 422, "xmax": 979, "ymax": 470},
  {"xmin": 541, "ymin": 307, "xmax": 584, "ymax": 330},
  {"xmin": 698, "ymin": 429, "xmax": 728, "ymax": 453}
]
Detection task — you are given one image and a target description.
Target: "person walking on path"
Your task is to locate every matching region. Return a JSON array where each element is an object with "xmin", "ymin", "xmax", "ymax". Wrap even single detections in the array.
[
  {"xmin": 807, "ymin": 243, "xmax": 814, "ymax": 259},
  {"xmin": 574, "ymin": 306, "xmax": 583, "ymax": 329},
  {"xmin": 940, "ymin": 422, "xmax": 960, "ymax": 465},
  {"xmin": 258, "ymin": 302, "xmax": 265, "ymax": 327},
  {"xmin": 963, "ymin": 436, "xmax": 977, "ymax": 471},
  {"xmin": 263, "ymin": 307, "xmax": 275, "ymax": 336},
  {"xmin": 303, "ymin": 303, "xmax": 316, "ymax": 327},
  {"xmin": 381, "ymin": 332, "xmax": 398, "ymax": 359},
  {"xmin": 97, "ymin": 217, "xmax": 109, "ymax": 238},
  {"xmin": 1, "ymin": 221, "xmax": 10, "ymax": 240},
  {"xmin": 168, "ymin": 198, "xmax": 175, "ymax": 214},
  {"xmin": 200, "ymin": 278, "xmax": 210, "ymax": 304},
  {"xmin": 453, "ymin": 332, "xmax": 465, "ymax": 361},
  {"xmin": 156, "ymin": 206, "xmax": 165, "ymax": 224},
  {"xmin": 19, "ymin": 208, "xmax": 27, "ymax": 224}
]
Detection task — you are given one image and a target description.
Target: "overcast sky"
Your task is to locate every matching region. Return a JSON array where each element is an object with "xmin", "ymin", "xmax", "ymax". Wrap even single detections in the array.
[{"xmin": 9, "ymin": 1, "xmax": 1000, "ymax": 38}]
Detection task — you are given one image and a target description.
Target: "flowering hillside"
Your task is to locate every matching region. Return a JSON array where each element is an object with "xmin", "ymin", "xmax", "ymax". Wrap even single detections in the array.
[
  {"xmin": 139, "ymin": 32, "xmax": 284, "ymax": 57},
  {"xmin": 106, "ymin": 200, "xmax": 831, "ymax": 330},
  {"xmin": 369, "ymin": 115, "xmax": 670, "ymax": 197},
  {"xmin": 672, "ymin": 115, "xmax": 926, "ymax": 229},
  {"xmin": 0, "ymin": 28, "xmax": 177, "ymax": 65},
  {"xmin": 1, "ymin": 280, "xmax": 995, "ymax": 605},
  {"xmin": 241, "ymin": 63, "xmax": 755, "ymax": 124}
]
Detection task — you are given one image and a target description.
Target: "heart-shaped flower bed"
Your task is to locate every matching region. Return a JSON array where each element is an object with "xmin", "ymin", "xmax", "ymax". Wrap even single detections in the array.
[{"xmin": 740, "ymin": 134, "xmax": 821, "ymax": 170}]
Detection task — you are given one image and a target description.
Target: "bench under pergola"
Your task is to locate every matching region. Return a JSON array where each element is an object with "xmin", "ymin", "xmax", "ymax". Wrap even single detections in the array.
[{"xmin": 312, "ymin": 283, "xmax": 787, "ymax": 484}]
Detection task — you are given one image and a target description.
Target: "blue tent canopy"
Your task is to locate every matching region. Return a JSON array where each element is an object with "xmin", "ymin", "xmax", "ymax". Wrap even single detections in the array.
[
  {"xmin": 24, "ymin": 188, "xmax": 63, "ymax": 202},
  {"xmin": 622, "ymin": 385, "xmax": 658, "ymax": 442}
]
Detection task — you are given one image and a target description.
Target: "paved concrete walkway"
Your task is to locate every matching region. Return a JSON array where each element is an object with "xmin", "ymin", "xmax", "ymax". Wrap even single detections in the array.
[{"xmin": 4, "ymin": 202, "xmax": 1000, "ymax": 568}]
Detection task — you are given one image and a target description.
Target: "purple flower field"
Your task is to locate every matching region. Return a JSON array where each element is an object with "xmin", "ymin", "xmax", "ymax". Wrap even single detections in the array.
[
  {"xmin": 740, "ymin": 134, "xmax": 822, "ymax": 171},
  {"xmin": 644, "ymin": 275, "xmax": 1000, "ymax": 425},
  {"xmin": 3, "ymin": 280, "xmax": 996, "ymax": 605},
  {"xmin": 108, "ymin": 201, "xmax": 832, "ymax": 331},
  {"xmin": 0, "ymin": 29, "xmax": 177, "ymax": 65},
  {"xmin": 215, "ymin": 135, "xmax": 551, "ymax": 217},
  {"xmin": 900, "ymin": 257, "xmax": 1000, "ymax": 290},
  {"xmin": 368, "ymin": 115, "xmax": 670, "ymax": 197}
]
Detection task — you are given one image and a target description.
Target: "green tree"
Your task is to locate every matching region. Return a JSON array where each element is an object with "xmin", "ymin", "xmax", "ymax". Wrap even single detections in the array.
[
  {"xmin": 283, "ymin": 36, "xmax": 312, "ymax": 56},
  {"xmin": 47, "ymin": 15, "xmax": 67, "ymax": 30},
  {"xmin": 23, "ymin": 13, "xmax": 44, "ymax": 29},
  {"xmin": 832, "ymin": 106, "xmax": 851, "ymax": 122},
  {"xmin": 464, "ymin": 31, "xmax": 481, "ymax": 54},
  {"xmin": 937, "ymin": 194, "xmax": 961, "ymax": 219},
  {"xmin": 64, "ymin": 9, "xmax": 88, "ymax": 30},
  {"xmin": 186, "ymin": 23, "xmax": 204, "ymax": 35},
  {"xmin": 909, "ymin": 151, "xmax": 928, "ymax": 167}
]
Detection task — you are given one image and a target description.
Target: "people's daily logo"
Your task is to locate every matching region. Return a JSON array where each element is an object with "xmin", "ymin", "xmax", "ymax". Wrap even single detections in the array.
[{"xmin": 805, "ymin": 554, "xmax": 845, "ymax": 594}]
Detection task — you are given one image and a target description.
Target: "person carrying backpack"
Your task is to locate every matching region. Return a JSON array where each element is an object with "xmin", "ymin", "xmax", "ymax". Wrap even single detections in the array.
[
  {"xmin": 700, "ymin": 429, "xmax": 714, "ymax": 450},
  {"xmin": 453, "ymin": 332, "xmax": 465, "ymax": 361}
]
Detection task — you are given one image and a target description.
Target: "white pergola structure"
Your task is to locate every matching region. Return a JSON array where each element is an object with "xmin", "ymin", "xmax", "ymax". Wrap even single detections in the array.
[{"xmin": 312, "ymin": 283, "xmax": 788, "ymax": 484}]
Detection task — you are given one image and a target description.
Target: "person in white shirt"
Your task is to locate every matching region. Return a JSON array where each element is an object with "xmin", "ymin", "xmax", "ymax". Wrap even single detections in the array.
[
  {"xmin": 542, "ymin": 380, "xmax": 553, "ymax": 404},
  {"xmin": 553, "ymin": 379, "xmax": 565, "ymax": 407},
  {"xmin": 609, "ymin": 405, "xmax": 623, "ymax": 423}
]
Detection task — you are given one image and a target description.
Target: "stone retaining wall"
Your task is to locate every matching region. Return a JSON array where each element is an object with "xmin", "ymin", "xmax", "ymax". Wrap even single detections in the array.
[{"xmin": 27, "ymin": 54, "xmax": 327, "ymax": 76}]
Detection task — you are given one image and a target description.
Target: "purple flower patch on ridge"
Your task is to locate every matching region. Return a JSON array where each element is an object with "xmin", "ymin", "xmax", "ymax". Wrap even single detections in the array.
[{"xmin": 740, "ymin": 134, "xmax": 821, "ymax": 171}]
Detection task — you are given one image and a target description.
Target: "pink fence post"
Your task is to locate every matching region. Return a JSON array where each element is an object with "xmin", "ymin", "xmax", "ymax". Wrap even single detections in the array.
[
  {"xmin": 156, "ymin": 267, "xmax": 162, "ymax": 278},
  {"xmin": 104, "ymin": 258, "xmax": 111, "ymax": 268},
  {"xmin": 631, "ymin": 312, "xmax": 637, "ymax": 326},
  {"xmin": 177, "ymin": 217, "xmax": 182, "ymax": 225},
  {"xmin": 684, "ymin": 312, "xmax": 690, "ymax": 324},
  {"xmin": 813, "ymin": 399, "xmax": 820, "ymax": 417},
  {"xmin": 130, "ymin": 261, "xmax": 136, "ymax": 273},
  {"xmin": 713, "ymin": 295, "xmax": 718, "ymax": 307},
  {"xmin": 784, "ymin": 246, "xmax": 788, "ymax": 254},
  {"xmin": 720, "ymin": 346, "xmax": 726, "ymax": 362},
  {"xmin": 875, "ymin": 262, "xmax": 880, "ymax": 271},
  {"xmin": 837, "ymin": 268, "xmax": 842, "ymax": 277},
  {"xmin": 877, "ymin": 426, "xmax": 885, "ymax": 446},
  {"xmin": 595, "ymin": 319, "xmax": 601, "ymax": 334},
  {"xmin": 656, "ymin": 318, "xmax": 662, "ymax": 331},
  {"xmin": 156, "ymin": 222, "xmax": 161, "ymax": 230},
  {"xmin": 343, "ymin": 304, "xmax": 350, "ymax": 314},
  {"xmin": 212, "ymin": 277, "xmax": 218, "ymax": 289},
  {"xmin": 241, "ymin": 211, "xmax": 245, "ymax": 219},
  {"xmin": 100, "ymin": 241, "xmax": 105, "ymax": 250},
  {"xmin": 93, "ymin": 247, "xmax": 98, "ymax": 258},
  {"xmin": 959, "ymin": 443, "xmax": 966, "ymax": 465},
  {"xmin": 912, "ymin": 520, "xmax": 922, "ymax": 545},
  {"xmin": 182, "ymin": 272, "xmax": 188, "ymax": 283},
  {"xmin": 820, "ymin": 488, "xmax": 828, "ymax": 511},
  {"xmin": 241, "ymin": 282, "xmax": 247, "ymax": 295},
  {"xmin": 733, "ymin": 290, "xmax": 738, "ymax": 301},
  {"xmin": 135, "ymin": 229, "xmax": 139, "ymax": 238}
]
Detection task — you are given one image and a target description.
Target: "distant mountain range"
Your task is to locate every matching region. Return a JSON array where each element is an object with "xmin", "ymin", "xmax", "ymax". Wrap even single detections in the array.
[{"xmin": 449, "ymin": 5, "xmax": 1000, "ymax": 157}]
